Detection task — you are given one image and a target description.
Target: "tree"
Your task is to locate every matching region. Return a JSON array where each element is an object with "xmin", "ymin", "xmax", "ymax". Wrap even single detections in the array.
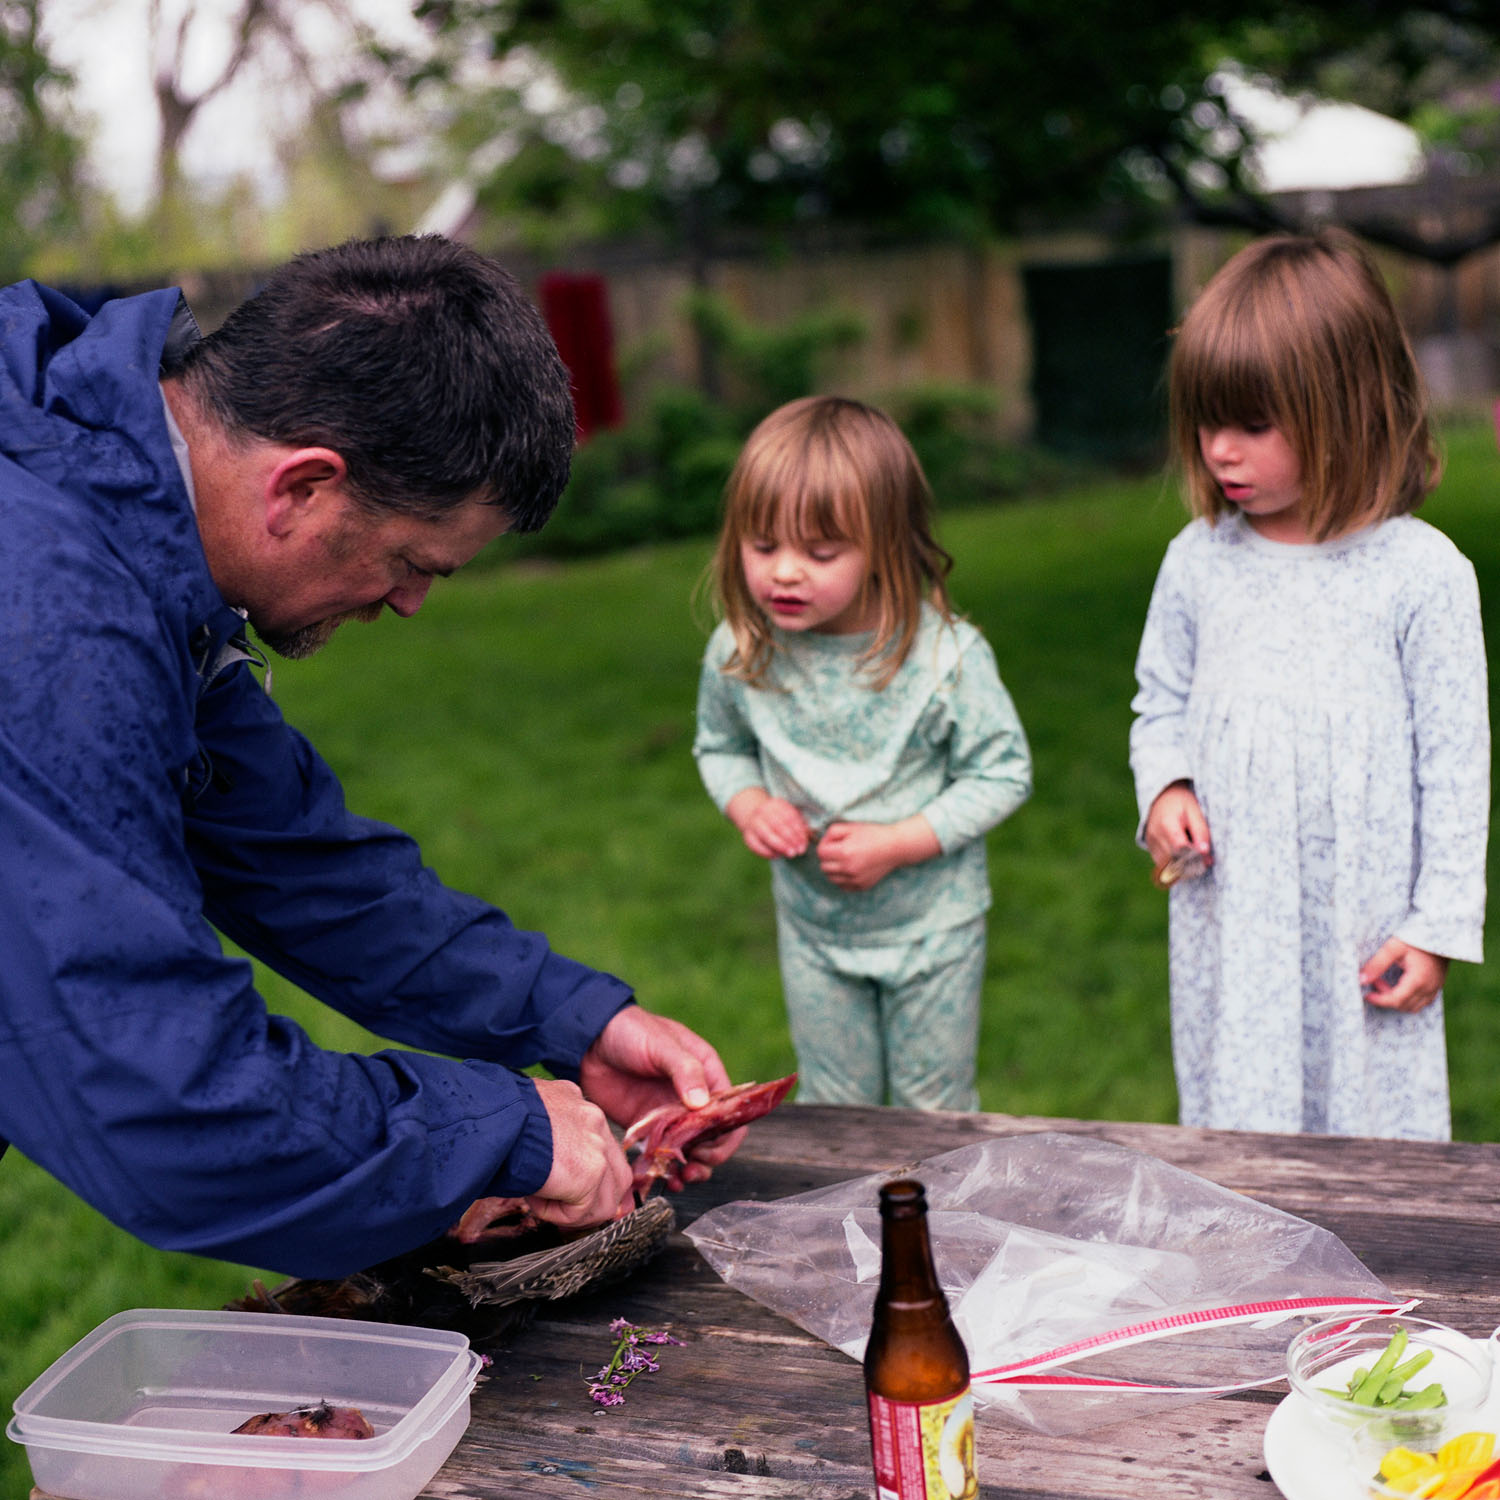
[
  {"xmin": 0, "ymin": 1, "xmax": 85, "ymax": 280},
  {"xmin": 148, "ymin": 0, "xmax": 271, "ymax": 206},
  {"xmin": 407, "ymin": 1, "xmax": 1500, "ymax": 264},
  {"xmin": 1166, "ymin": 4, "xmax": 1500, "ymax": 266},
  {"xmin": 411, "ymin": 0, "xmax": 1256, "ymax": 242},
  {"xmin": 141, "ymin": 0, "xmax": 422, "ymax": 251}
]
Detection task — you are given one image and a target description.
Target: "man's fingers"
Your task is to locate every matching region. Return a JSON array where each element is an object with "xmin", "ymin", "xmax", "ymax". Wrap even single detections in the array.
[
  {"xmin": 527, "ymin": 1185, "xmax": 632, "ymax": 1229},
  {"xmin": 531, "ymin": 1077, "xmax": 633, "ymax": 1227}
]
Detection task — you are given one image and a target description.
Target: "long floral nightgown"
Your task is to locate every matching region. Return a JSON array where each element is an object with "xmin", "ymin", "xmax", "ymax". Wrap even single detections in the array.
[{"xmin": 1130, "ymin": 513, "xmax": 1488, "ymax": 1139}]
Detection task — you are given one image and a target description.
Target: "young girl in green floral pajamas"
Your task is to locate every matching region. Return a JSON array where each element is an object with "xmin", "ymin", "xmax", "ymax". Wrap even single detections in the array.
[{"xmin": 693, "ymin": 396, "xmax": 1032, "ymax": 1109}]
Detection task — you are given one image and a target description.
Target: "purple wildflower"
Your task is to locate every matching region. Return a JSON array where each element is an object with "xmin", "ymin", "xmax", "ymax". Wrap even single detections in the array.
[{"xmin": 584, "ymin": 1318, "xmax": 683, "ymax": 1408}]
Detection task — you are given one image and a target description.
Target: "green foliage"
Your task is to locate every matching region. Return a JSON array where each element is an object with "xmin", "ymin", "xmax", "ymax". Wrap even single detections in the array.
[
  {"xmin": 520, "ymin": 290, "xmax": 862, "ymax": 556},
  {"xmin": 401, "ymin": 3, "xmax": 1500, "ymax": 261},
  {"xmin": 414, "ymin": 0, "xmax": 1252, "ymax": 240},
  {"xmin": 541, "ymin": 384, "xmax": 741, "ymax": 555},
  {"xmin": 881, "ymin": 381, "xmax": 1104, "ymax": 506},
  {"xmin": 682, "ymin": 288, "xmax": 865, "ymax": 408},
  {"xmin": 522, "ymin": 292, "xmax": 1088, "ymax": 558},
  {"xmin": 0, "ymin": 1, "xmax": 85, "ymax": 281},
  {"xmin": 1224, "ymin": 5, "xmax": 1500, "ymax": 174}
]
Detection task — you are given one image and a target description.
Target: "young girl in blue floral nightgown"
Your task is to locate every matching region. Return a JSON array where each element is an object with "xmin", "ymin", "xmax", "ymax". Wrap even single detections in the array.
[
  {"xmin": 1130, "ymin": 229, "xmax": 1490, "ymax": 1140},
  {"xmin": 693, "ymin": 395, "xmax": 1032, "ymax": 1110}
]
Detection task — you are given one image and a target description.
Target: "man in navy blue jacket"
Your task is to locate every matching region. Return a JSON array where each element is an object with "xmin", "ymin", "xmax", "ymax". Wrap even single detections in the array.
[{"xmin": 0, "ymin": 235, "xmax": 741, "ymax": 1278}]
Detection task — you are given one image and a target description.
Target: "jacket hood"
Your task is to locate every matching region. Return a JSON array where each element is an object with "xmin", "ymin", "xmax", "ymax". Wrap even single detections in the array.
[{"xmin": 0, "ymin": 280, "xmax": 228, "ymax": 644}]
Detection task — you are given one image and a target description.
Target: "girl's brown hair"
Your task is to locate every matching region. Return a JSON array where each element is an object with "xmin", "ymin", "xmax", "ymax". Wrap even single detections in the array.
[
  {"xmin": 710, "ymin": 395, "xmax": 953, "ymax": 689},
  {"xmin": 1170, "ymin": 228, "xmax": 1439, "ymax": 541}
]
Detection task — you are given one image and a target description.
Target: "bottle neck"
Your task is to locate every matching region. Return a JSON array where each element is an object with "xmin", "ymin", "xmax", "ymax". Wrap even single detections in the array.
[{"xmin": 877, "ymin": 1207, "xmax": 947, "ymax": 1310}]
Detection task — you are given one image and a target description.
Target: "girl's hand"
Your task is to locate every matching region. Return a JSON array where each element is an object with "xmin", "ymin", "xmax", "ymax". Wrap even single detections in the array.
[
  {"xmin": 1143, "ymin": 780, "xmax": 1213, "ymax": 871},
  {"xmin": 725, "ymin": 787, "xmax": 811, "ymax": 860},
  {"xmin": 818, "ymin": 816, "xmax": 940, "ymax": 891},
  {"xmin": 1360, "ymin": 938, "xmax": 1448, "ymax": 1014}
]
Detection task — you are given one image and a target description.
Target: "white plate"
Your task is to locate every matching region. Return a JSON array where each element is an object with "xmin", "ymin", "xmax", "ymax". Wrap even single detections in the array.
[
  {"xmin": 1265, "ymin": 1387, "xmax": 1500, "ymax": 1500},
  {"xmin": 1264, "ymin": 1391, "xmax": 1374, "ymax": 1500}
]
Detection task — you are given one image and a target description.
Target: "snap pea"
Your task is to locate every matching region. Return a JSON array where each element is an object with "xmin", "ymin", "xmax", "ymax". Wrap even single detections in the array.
[
  {"xmin": 1319, "ymin": 1330, "xmax": 1448, "ymax": 1412},
  {"xmin": 1386, "ymin": 1382, "xmax": 1447, "ymax": 1412},
  {"xmin": 1350, "ymin": 1329, "xmax": 1409, "ymax": 1405},
  {"xmin": 1378, "ymin": 1350, "xmax": 1436, "ymax": 1405}
]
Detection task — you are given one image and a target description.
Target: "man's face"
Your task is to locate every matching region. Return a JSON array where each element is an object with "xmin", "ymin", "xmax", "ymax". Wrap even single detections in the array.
[{"xmin": 249, "ymin": 493, "xmax": 512, "ymax": 660}]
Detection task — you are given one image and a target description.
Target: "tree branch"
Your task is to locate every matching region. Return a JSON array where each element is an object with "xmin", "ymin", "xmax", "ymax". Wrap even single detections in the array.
[{"xmin": 1157, "ymin": 148, "xmax": 1500, "ymax": 268}]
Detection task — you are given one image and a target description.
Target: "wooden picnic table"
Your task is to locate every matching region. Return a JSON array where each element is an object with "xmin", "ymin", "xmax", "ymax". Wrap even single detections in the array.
[
  {"xmin": 415, "ymin": 1104, "xmax": 1500, "ymax": 1500},
  {"xmin": 29, "ymin": 1103, "xmax": 1500, "ymax": 1500}
]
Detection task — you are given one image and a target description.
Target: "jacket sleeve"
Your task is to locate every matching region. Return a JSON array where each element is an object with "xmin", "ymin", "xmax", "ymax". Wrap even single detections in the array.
[
  {"xmin": 185, "ymin": 663, "xmax": 634, "ymax": 1076},
  {"xmin": 1128, "ymin": 533, "xmax": 1199, "ymax": 842},
  {"xmin": 1, "ymin": 627, "xmax": 629, "ymax": 1280},
  {"xmin": 0, "ymin": 714, "xmax": 608, "ymax": 1278}
]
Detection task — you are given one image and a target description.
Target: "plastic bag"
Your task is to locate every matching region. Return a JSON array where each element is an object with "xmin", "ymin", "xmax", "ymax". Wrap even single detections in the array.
[{"xmin": 685, "ymin": 1132, "xmax": 1405, "ymax": 1435}]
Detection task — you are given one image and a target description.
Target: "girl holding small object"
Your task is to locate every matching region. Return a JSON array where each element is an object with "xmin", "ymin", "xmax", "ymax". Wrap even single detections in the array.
[
  {"xmin": 1129, "ymin": 229, "xmax": 1489, "ymax": 1139},
  {"xmin": 693, "ymin": 396, "xmax": 1032, "ymax": 1110}
]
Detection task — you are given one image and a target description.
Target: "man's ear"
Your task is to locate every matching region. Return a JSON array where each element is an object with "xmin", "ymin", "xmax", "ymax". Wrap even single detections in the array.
[{"xmin": 263, "ymin": 448, "xmax": 350, "ymax": 539}]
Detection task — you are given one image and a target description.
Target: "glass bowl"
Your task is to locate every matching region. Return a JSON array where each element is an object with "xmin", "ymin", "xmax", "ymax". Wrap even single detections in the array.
[{"xmin": 1286, "ymin": 1314, "xmax": 1496, "ymax": 1459}]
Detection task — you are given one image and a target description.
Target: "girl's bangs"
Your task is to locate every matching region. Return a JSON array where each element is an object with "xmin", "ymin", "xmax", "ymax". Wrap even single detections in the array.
[
  {"xmin": 1178, "ymin": 333, "xmax": 1283, "ymax": 431},
  {"xmin": 740, "ymin": 458, "xmax": 865, "ymax": 546},
  {"xmin": 1177, "ymin": 275, "xmax": 1310, "ymax": 433}
]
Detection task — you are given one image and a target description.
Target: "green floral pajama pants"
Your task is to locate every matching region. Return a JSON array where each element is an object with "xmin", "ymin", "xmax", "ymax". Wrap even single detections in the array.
[{"xmin": 776, "ymin": 914, "xmax": 986, "ymax": 1111}]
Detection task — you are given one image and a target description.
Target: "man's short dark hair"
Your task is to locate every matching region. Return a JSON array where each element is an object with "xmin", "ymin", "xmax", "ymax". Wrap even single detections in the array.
[{"xmin": 170, "ymin": 235, "xmax": 576, "ymax": 531}]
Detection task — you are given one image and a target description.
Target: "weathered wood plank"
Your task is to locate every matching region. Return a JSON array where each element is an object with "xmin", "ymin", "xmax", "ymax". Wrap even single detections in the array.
[
  {"xmin": 422, "ymin": 1108, "xmax": 1500, "ymax": 1498},
  {"xmin": 425, "ymin": 1386, "xmax": 1288, "ymax": 1499},
  {"xmin": 31, "ymin": 1107, "xmax": 1500, "ymax": 1500},
  {"xmin": 420, "ymin": 1383, "xmax": 1290, "ymax": 1499}
]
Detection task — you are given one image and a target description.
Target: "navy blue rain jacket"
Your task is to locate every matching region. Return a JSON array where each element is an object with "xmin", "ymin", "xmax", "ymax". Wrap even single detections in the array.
[{"xmin": 0, "ymin": 283, "xmax": 634, "ymax": 1276}]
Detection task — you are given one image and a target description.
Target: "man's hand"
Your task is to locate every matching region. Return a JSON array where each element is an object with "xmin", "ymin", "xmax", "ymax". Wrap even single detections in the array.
[
  {"xmin": 1360, "ymin": 938, "xmax": 1448, "ymax": 1014},
  {"xmin": 725, "ymin": 787, "xmax": 811, "ymax": 860},
  {"xmin": 526, "ymin": 1076, "xmax": 634, "ymax": 1228},
  {"xmin": 1143, "ymin": 780, "xmax": 1212, "ymax": 872},
  {"xmin": 579, "ymin": 1006, "xmax": 744, "ymax": 1189},
  {"xmin": 817, "ymin": 816, "xmax": 940, "ymax": 891}
]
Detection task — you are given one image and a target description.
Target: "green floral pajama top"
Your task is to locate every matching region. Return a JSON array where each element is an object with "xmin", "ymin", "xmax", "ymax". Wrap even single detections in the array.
[{"xmin": 694, "ymin": 603, "xmax": 1033, "ymax": 945}]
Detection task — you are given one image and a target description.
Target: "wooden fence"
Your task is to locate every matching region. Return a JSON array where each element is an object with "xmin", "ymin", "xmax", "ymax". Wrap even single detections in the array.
[{"xmin": 127, "ymin": 211, "xmax": 1500, "ymax": 453}]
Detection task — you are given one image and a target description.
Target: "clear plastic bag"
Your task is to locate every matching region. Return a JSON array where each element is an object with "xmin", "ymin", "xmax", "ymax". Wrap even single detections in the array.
[{"xmin": 685, "ymin": 1133, "xmax": 1403, "ymax": 1435}]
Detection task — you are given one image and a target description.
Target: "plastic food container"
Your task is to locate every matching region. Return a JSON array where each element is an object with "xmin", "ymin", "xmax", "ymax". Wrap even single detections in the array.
[{"xmin": 7, "ymin": 1308, "xmax": 482, "ymax": 1500}]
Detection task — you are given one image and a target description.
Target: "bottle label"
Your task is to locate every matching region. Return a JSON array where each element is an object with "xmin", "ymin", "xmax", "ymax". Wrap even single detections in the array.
[{"xmin": 867, "ymin": 1387, "xmax": 977, "ymax": 1500}]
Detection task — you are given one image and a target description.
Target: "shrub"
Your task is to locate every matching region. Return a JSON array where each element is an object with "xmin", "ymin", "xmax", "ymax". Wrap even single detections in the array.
[{"xmin": 514, "ymin": 294, "xmax": 1101, "ymax": 559}]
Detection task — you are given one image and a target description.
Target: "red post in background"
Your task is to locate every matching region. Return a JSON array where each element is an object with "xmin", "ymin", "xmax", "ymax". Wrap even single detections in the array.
[{"xmin": 538, "ymin": 271, "xmax": 624, "ymax": 442}]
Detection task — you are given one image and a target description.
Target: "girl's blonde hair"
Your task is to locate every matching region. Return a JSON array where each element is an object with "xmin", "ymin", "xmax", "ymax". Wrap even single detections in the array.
[
  {"xmin": 711, "ymin": 395, "xmax": 953, "ymax": 689},
  {"xmin": 1170, "ymin": 228, "xmax": 1439, "ymax": 541}
]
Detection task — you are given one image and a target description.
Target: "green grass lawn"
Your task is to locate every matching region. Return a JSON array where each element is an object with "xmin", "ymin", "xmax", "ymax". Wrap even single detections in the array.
[{"xmin": 3, "ymin": 418, "xmax": 1498, "ymax": 1494}]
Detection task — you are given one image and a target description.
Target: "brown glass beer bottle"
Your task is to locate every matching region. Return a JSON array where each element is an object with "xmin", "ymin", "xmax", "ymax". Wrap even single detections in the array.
[{"xmin": 864, "ymin": 1179, "xmax": 978, "ymax": 1500}]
